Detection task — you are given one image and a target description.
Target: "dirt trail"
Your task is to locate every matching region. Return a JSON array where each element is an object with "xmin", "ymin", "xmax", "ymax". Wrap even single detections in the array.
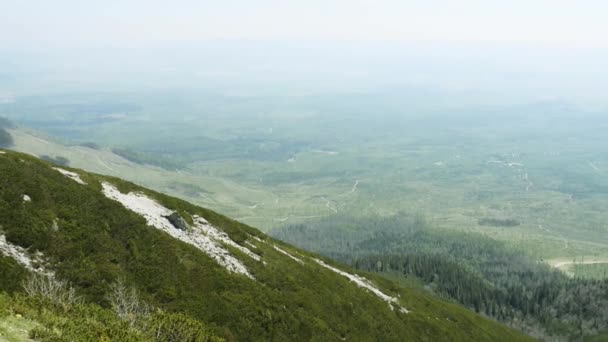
[
  {"xmin": 589, "ymin": 161, "xmax": 601, "ymax": 172},
  {"xmin": 350, "ymin": 180, "xmax": 360, "ymax": 193},
  {"xmin": 321, "ymin": 197, "xmax": 338, "ymax": 213},
  {"xmin": 523, "ymin": 172, "xmax": 533, "ymax": 192},
  {"xmin": 550, "ymin": 260, "xmax": 608, "ymax": 269},
  {"xmin": 95, "ymin": 155, "xmax": 116, "ymax": 171},
  {"xmin": 338, "ymin": 179, "xmax": 359, "ymax": 196},
  {"xmin": 548, "ymin": 258, "xmax": 608, "ymax": 277}
]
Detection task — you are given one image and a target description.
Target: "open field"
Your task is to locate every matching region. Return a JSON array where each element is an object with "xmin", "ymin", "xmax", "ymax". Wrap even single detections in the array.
[{"xmin": 548, "ymin": 258, "xmax": 608, "ymax": 278}]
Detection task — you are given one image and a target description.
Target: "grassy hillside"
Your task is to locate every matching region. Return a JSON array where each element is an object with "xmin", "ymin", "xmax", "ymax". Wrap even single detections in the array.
[{"xmin": 0, "ymin": 150, "xmax": 531, "ymax": 341}]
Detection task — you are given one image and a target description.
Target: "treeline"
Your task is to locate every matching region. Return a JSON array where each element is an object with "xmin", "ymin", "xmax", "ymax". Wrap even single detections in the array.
[
  {"xmin": 0, "ymin": 116, "xmax": 14, "ymax": 148},
  {"xmin": 0, "ymin": 128, "xmax": 12, "ymax": 148},
  {"xmin": 0, "ymin": 116, "xmax": 15, "ymax": 129},
  {"xmin": 40, "ymin": 155, "xmax": 70, "ymax": 166},
  {"xmin": 112, "ymin": 147, "xmax": 183, "ymax": 170},
  {"xmin": 272, "ymin": 214, "xmax": 608, "ymax": 340}
]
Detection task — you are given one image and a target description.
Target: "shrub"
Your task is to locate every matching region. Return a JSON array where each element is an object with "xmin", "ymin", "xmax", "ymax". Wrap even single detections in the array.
[
  {"xmin": 22, "ymin": 273, "xmax": 81, "ymax": 310},
  {"xmin": 106, "ymin": 278, "xmax": 150, "ymax": 327},
  {"xmin": 143, "ymin": 311, "xmax": 225, "ymax": 342},
  {"xmin": 39, "ymin": 155, "xmax": 70, "ymax": 166}
]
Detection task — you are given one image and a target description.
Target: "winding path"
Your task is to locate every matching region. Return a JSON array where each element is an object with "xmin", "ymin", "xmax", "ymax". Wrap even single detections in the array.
[
  {"xmin": 321, "ymin": 197, "xmax": 338, "ymax": 213},
  {"xmin": 550, "ymin": 260, "xmax": 608, "ymax": 269}
]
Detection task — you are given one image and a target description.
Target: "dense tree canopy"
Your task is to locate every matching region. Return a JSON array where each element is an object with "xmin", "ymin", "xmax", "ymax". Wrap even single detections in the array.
[{"xmin": 273, "ymin": 215, "xmax": 608, "ymax": 340}]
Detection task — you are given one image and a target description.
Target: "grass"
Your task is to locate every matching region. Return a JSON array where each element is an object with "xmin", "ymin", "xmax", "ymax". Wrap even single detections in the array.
[
  {"xmin": 0, "ymin": 315, "xmax": 38, "ymax": 342},
  {"xmin": 0, "ymin": 292, "xmax": 224, "ymax": 342},
  {"xmin": 572, "ymin": 263, "xmax": 608, "ymax": 279},
  {"xmin": 11, "ymin": 128, "xmax": 608, "ymax": 267},
  {"xmin": 0, "ymin": 150, "xmax": 533, "ymax": 341},
  {"xmin": 4, "ymin": 92, "xmax": 608, "ymax": 278}
]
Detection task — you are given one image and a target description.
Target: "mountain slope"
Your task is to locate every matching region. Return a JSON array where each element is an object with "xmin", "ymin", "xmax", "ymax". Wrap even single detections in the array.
[
  {"xmin": 5, "ymin": 127, "xmax": 307, "ymax": 226},
  {"xmin": 0, "ymin": 150, "xmax": 531, "ymax": 341}
]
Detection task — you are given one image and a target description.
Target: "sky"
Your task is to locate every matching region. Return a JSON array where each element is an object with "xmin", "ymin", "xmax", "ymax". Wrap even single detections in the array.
[
  {"xmin": 2, "ymin": 0, "xmax": 608, "ymax": 47},
  {"xmin": 1, "ymin": 1, "xmax": 607, "ymax": 107}
]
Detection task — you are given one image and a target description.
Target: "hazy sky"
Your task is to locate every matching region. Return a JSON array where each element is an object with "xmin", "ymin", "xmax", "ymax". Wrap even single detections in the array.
[
  {"xmin": 2, "ymin": 1, "xmax": 608, "ymax": 47},
  {"xmin": 2, "ymin": 0, "xmax": 608, "ymax": 107}
]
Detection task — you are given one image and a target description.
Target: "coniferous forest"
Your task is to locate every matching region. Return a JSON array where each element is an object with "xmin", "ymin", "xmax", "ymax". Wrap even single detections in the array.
[{"xmin": 272, "ymin": 215, "xmax": 608, "ymax": 340}]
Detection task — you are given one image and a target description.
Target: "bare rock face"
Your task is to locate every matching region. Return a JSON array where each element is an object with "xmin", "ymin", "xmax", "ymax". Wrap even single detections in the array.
[{"xmin": 163, "ymin": 212, "xmax": 189, "ymax": 231}]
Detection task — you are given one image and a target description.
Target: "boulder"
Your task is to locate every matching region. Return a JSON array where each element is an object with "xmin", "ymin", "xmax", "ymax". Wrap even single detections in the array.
[{"xmin": 164, "ymin": 212, "xmax": 189, "ymax": 231}]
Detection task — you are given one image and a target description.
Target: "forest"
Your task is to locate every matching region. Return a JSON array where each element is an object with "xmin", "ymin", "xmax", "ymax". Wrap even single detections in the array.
[
  {"xmin": 272, "ymin": 215, "xmax": 608, "ymax": 340},
  {"xmin": 0, "ymin": 129, "xmax": 12, "ymax": 148},
  {"xmin": 0, "ymin": 117, "xmax": 14, "ymax": 148}
]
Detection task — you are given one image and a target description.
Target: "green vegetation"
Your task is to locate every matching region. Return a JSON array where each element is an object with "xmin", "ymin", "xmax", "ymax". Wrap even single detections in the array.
[
  {"xmin": 572, "ymin": 263, "xmax": 608, "ymax": 280},
  {"xmin": 272, "ymin": 214, "xmax": 608, "ymax": 340},
  {"xmin": 5, "ymin": 93, "xmax": 607, "ymax": 339},
  {"xmin": 0, "ymin": 256, "xmax": 28, "ymax": 293},
  {"xmin": 0, "ymin": 116, "xmax": 15, "ymax": 129},
  {"xmin": 112, "ymin": 147, "xmax": 182, "ymax": 170},
  {"xmin": 0, "ymin": 292, "xmax": 224, "ymax": 342},
  {"xmin": 39, "ymin": 155, "xmax": 70, "ymax": 166},
  {"xmin": 0, "ymin": 116, "xmax": 16, "ymax": 148},
  {"xmin": 477, "ymin": 218, "xmax": 520, "ymax": 227},
  {"xmin": 76, "ymin": 142, "xmax": 100, "ymax": 149},
  {"xmin": 3, "ymin": 93, "xmax": 608, "ymax": 270},
  {"xmin": 0, "ymin": 151, "xmax": 531, "ymax": 341},
  {"xmin": 0, "ymin": 128, "xmax": 13, "ymax": 148}
]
